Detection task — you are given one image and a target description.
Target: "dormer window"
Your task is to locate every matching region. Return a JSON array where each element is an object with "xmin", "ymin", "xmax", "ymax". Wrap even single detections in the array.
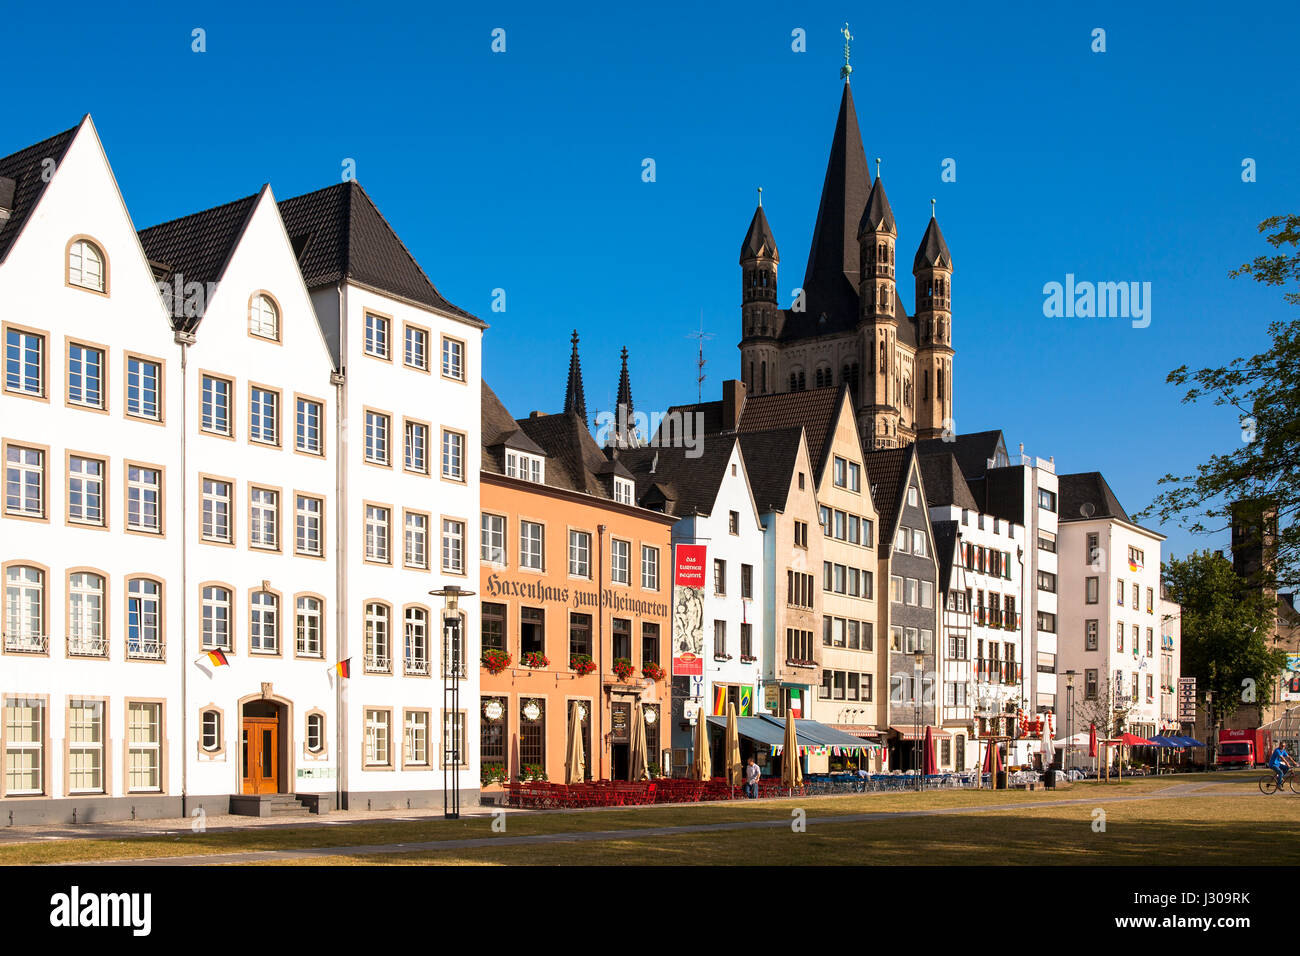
[
  {"xmin": 249, "ymin": 293, "xmax": 279, "ymax": 340},
  {"xmin": 506, "ymin": 450, "xmax": 544, "ymax": 483},
  {"xmin": 614, "ymin": 477, "xmax": 634, "ymax": 506},
  {"xmin": 67, "ymin": 238, "xmax": 106, "ymax": 293}
]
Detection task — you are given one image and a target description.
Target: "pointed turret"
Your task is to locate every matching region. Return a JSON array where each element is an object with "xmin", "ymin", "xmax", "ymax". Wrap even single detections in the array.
[
  {"xmin": 913, "ymin": 201, "xmax": 954, "ymax": 442},
  {"xmin": 802, "ymin": 82, "xmax": 873, "ymax": 307},
  {"xmin": 858, "ymin": 171, "xmax": 897, "ymax": 237},
  {"xmin": 563, "ymin": 329, "xmax": 587, "ymax": 422},
  {"xmin": 609, "ymin": 346, "xmax": 642, "ymax": 448},
  {"xmin": 739, "ymin": 189, "xmax": 782, "ymax": 395},
  {"xmin": 615, "ymin": 346, "xmax": 634, "ymax": 417},
  {"xmin": 857, "ymin": 162, "xmax": 900, "ymax": 449}
]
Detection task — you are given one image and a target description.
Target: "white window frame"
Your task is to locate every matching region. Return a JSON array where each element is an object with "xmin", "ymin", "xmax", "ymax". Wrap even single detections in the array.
[
  {"xmin": 248, "ymin": 294, "xmax": 279, "ymax": 340},
  {"xmin": 126, "ymin": 465, "xmax": 162, "ymax": 533},
  {"xmin": 611, "ymin": 539, "xmax": 630, "ymax": 585},
  {"xmin": 249, "ymin": 487, "xmax": 279, "ymax": 551},
  {"xmin": 201, "ymin": 374, "xmax": 232, "ymax": 436},
  {"xmin": 67, "ymin": 572, "xmax": 105, "ymax": 657},
  {"xmin": 405, "ymin": 511, "xmax": 429, "ymax": 569},
  {"xmin": 296, "ymin": 398, "xmax": 322, "ymax": 455},
  {"xmin": 404, "ymin": 420, "xmax": 428, "ymax": 474},
  {"xmin": 249, "ymin": 386, "xmax": 278, "ymax": 445},
  {"xmin": 296, "ymin": 596, "xmax": 323, "ymax": 658},
  {"xmin": 569, "ymin": 530, "xmax": 591, "ymax": 578},
  {"xmin": 366, "ymin": 505, "xmax": 391, "ymax": 563},
  {"xmin": 441, "ymin": 430, "xmax": 464, "ymax": 480},
  {"xmin": 67, "ymin": 699, "xmax": 104, "ymax": 793},
  {"xmin": 641, "ymin": 545, "xmax": 659, "ymax": 590},
  {"xmin": 125, "ymin": 356, "xmax": 161, "ymax": 421},
  {"xmin": 295, "ymin": 494, "xmax": 323, "ymax": 556},
  {"xmin": 126, "ymin": 701, "xmax": 162, "ymax": 792},
  {"xmin": 5, "ymin": 444, "xmax": 45, "ymax": 518},
  {"xmin": 67, "ymin": 343, "xmax": 104, "ymax": 409},
  {"xmin": 482, "ymin": 513, "xmax": 506, "ymax": 566},
  {"xmin": 67, "ymin": 455, "xmax": 105, "ymax": 525},
  {"xmin": 364, "ymin": 313, "xmax": 390, "ymax": 359},
  {"xmin": 249, "ymin": 591, "xmax": 278, "ymax": 654},
  {"xmin": 201, "ymin": 585, "xmax": 232, "ymax": 651},
  {"xmin": 520, "ymin": 521, "xmax": 544, "ymax": 570},
  {"xmin": 441, "ymin": 519, "xmax": 465, "ymax": 573},
  {"xmin": 202, "ymin": 479, "xmax": 231, "ymax": 543},
  {"xmin": 4, "ymin": 328, "xmax": 44, "ymax": 397},
  {"xmin": 365, "ymin": 411, "xmax": 390, "ymax": 465}
]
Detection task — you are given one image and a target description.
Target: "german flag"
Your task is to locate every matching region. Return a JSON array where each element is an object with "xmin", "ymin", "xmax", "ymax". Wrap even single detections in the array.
[
  {"xmin": 204, "ymin": 649, "xmax": 229, "ymax": 667},
  {"xmin": 334, "ymin": 658, "xmax": 351, "ymax": 679}
]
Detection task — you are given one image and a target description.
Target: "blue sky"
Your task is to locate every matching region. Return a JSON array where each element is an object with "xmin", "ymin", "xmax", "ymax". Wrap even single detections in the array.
[{"xmin": 6, "ymin": 1, "xmax": 1297, "ymax": 562}]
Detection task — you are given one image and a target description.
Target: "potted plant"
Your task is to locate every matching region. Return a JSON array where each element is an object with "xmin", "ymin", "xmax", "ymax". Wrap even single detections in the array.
[
  {"xmin": 612, "ymin": 657, "xmax": 635, "ymax": 681},
  {"xmin": 518, "ymin": 763, "xmax": 547, "ymax": 782},
  {"xmin": 481, "ymin": 763, "xmax": 507, "ymax": 786},
  {"xmin": 482, "ymin": 648, "xmax": 512, "ymax": 675},
  {"xmin": 647, "ymin": 762, "xmax": 661, "ymax": 779},
  {"xmin": 642, "ymin": 661, "xmax": 665, "ymax": 681},
  {"xmin": 740, "ymin": 654, "xmax": 758, "ymax": 663},
  {"xmin": 570, "ymin": 653, "xmax": 597, "ymax": 676},
  {"xmin": 521, "ymin": 651, "xmax": 549, "ymax": 669}
]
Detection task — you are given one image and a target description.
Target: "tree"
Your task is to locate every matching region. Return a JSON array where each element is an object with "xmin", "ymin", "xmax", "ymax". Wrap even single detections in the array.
[
  {"xmin": 1070, "ymin": 675, "xmax": 1131, "ymax": 770},
  {"xmin": 1143, "ymin": 216, "xmax": 1300, "ymax": 590},
  {"xmin": 1163, "ymin": 551, "xmax": 1283, "ymax": 735}
]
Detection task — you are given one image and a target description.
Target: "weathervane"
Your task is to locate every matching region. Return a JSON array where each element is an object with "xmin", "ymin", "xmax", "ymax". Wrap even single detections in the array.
[{"xmin": 840, "ymin": 23, "xmax": 853, "ymax": 80}]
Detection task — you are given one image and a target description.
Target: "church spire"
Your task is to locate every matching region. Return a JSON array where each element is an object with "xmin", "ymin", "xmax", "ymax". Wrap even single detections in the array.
[
  {"xmin": 616, "ymin": 346, "xmax": 634, "ymax": 419},
  {"xmin": 563, "ymin": 329, "xmax": 587, "ymax": 422}
]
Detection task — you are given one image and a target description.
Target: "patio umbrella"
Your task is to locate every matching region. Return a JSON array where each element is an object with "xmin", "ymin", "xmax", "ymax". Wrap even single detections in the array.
[
  {"xmin": 725, "ymin": 701, "xmax": 742, "ymax": 786},
  {"xmin": 1119, "ymin": 732, "xmax": 1154, "ymax": 746},
  {"xmin": 922, "ymin": 726, "xmax": 936, "ymax": 775},
  {"xmin": 628, "ymin": 703, "xmax": 649, "ymax": 781},
  {"xmin": 781, "ymin": 713, "xmax": 802, "ymax": 787},
  {"xmin": 1041, "ymin": 718, "xmax": 1053, "ymax": 765},
  {"xmin": 564, "ymin": 703, "xmax": 586, "ymax": 784},
  {"xmin": 692, "ymin": 707, "xmax": 712, "ymax": 780},
  {"xmin": 1088, "ymin": 723, "xmax": 1098, "ymax": 757}
]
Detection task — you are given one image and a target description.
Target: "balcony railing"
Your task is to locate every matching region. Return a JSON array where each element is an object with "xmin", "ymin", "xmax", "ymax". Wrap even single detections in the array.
[
  {"xmin": 365, "ymin": 649, "xmax": 392, "ymax": 674},
  {"xmin": 126, "ymin": 638, "xmax": 164, "ymax": 661},
  {"xmin": 405, "ymin": 655, "xmax": 430, "ymax": 677},
  {"xmin": 67, "ymin": 635, "xmax": 108, "ymax": 658},
  {"xmin": 974, "ymin": 659, "xmax": 1022, "ymax": 685},
  {"xmin": 973, "ymin": 608, "xmax": 1020, "ymax": 631},
  {"xmin": 3, "ymin": 632, "xmax": 48, "ymax": 654}
]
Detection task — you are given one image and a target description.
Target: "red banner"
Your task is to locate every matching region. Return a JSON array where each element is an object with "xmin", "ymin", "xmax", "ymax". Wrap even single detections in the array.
[{"xmin": 675, "ymin": 544, "xmax": 707, "ymax": 587}]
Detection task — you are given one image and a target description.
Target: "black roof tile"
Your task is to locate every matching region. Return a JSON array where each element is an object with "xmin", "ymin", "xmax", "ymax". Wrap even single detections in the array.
[{"xmin": 0, "ymin": 122, "xmax": 80, "ymax": 265}]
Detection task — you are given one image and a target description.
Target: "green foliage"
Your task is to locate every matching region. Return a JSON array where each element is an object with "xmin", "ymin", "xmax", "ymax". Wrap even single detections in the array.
[
  {"xmin": 1142, "ymin": 216, "xmax": 1300, "ymax": 590},
  {"xmin": 1163, "ymin": 551, "xmax": 1284, "ymax": 722}
]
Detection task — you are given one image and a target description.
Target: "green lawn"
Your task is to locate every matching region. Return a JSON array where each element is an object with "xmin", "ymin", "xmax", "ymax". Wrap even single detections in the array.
[{"xmin": 0, "ymin": 772, "xmax": 1276, "ymax": 866}]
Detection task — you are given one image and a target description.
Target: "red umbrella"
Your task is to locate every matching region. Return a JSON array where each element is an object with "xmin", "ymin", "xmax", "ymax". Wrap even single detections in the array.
[
  {"xmin": 1119, "ymin": 732, "xmax": 1154, "ymax": 746},
  {"xmin": 922, "ymin": 726, "xmax": 936, "ymax": 775},
  {"xmin": 1088, "ymin": 723, "xmax": 1097, "ymax": 758},
  {"xmin": 982, "ymin": 741, "xmax": 1003, "ymax": 774}
]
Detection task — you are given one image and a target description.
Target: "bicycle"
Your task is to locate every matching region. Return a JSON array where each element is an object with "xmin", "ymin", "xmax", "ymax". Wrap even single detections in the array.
[{"xmin": 1258, "ymin": 766, "xmax": 1300, "ymax": 794}]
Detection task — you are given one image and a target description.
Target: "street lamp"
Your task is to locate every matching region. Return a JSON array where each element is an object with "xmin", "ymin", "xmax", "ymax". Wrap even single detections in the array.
[
  {"xmin": 1064, "ymin": 670, "xmax": 1076, "ymax": 772},
  {"xmin": 913, "ymin": 650, "xmax": 925, "ymax": 791},
  {"xmin": 431, "ymin": 584, "xmax": 476, "ymax": 819}
]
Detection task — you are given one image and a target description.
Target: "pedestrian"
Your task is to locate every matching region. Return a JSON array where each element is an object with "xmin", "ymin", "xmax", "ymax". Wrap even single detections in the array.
[{"xmin": 744, "ymin": 756, "xmax": 760, "ymax": 798}]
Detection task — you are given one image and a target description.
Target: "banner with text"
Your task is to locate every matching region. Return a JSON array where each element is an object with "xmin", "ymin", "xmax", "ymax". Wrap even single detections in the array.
[{"xmin": 673, "ymin": 545, "xmax": 706, "ymax": 677}]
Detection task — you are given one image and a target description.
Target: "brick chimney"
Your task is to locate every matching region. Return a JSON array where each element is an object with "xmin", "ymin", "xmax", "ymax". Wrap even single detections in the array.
[{"xmin": 722, "ymin": 379, "xmax": 747, "ymax": 432}]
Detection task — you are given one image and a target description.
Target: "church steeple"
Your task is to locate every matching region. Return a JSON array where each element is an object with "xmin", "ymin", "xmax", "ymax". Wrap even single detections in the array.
[
  {"xmin": 610, "ymin": 346, "xmax": 642, "ymax": 448},
  {"xmin": 802, "ymin": 82, "xmax": 873, "ymax": 308},
  {"xmin": 913, "ymin": 202, "xmax": 953, "ymax": 442},
  {"xmin": 739, "ymin": 190, "xmax": 781, "ymax": 396},
  {"xmin": 615, "ymin": 346, "xmax": 634, "ymax": 420},
  {"xmin": 563, "ymin": 329, "xmax": 587, "ymax": 422}
]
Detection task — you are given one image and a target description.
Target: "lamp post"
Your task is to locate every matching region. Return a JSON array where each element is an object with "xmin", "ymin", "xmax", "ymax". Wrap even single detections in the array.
[
  {"xmin": 431, "ymin": 585, "xmax": 476, "ymax": 819},
  {"xmin": 1064, "ymin": 670, "xmax": 1076, "ymax": 772},
  {"xmin": 913, "ymin": 650, "xmax": 924, "ymax": 791}
]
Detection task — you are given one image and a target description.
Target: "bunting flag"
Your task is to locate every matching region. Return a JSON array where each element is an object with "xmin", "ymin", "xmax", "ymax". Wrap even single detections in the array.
[
  {"xmin": 201, "ymin": 649, "xmax": 229, "ymax": 668},
  {"xmin": 334, "ymin": 658, "xmax": 351, "ymax": 679}
]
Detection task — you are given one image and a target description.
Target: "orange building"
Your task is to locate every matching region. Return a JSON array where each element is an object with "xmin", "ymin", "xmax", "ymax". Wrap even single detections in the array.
[{"xmin": 478, "ymin": 375, "xmax": 674, "ymax": 786}]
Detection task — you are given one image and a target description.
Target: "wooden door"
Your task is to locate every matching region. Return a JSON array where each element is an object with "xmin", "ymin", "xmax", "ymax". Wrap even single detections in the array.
[{"xmin": 242, "ymin": 717, "xmax": 279, "ymax": 795}]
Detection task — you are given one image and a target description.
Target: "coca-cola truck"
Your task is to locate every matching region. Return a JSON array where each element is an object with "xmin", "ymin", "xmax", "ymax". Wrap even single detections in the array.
[{"xmin": 1216, "ymin": 728, "xmax": 1273, "ymax": 768}]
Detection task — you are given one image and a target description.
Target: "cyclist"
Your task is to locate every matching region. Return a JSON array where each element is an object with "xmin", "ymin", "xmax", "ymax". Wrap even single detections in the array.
[{"xmin": 1268, "ymin": 741, "xmax": 1296, "ymax": 790}]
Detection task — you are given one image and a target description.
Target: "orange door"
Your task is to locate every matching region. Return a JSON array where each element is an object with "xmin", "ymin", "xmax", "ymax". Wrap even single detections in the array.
[{"xmin": 241, "ymin": 718, "xmax": 279, "ymax": 794}]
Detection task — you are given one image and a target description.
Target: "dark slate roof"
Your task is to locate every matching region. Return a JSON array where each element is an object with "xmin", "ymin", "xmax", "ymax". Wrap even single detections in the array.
[
  {"xmin": 619, "ymin": 437, "xmax": 738, "ymax": 518},
  {"xmin": 913, "ymin": 214, "xmax": 952, "ymax": 272},
  {"xmin": 138, "ymin": 191, "xmax": 260, "ymax": 329},
  {"xmin": 738, "ymin": 428, "xmax": 805, "ymax": 513},
  {"xmin": 1058, "ymin": 472, "xmax": 1133, "ymax": 524},
  {"xmin": 915, "ymin": 430, "xmax": 1006, "ymax": 483},
  {"xmin": 858, "ymin": 176, "xmax": 896, "ymax": 236},
  {"xmin": 739, "ymin": 202, "xmax": 779, "ymax": 262},
  {"xmin": 737, "ymin": 385, "xmax": 848, "ymax": 479},
  {"xmin": 864, "ymin": 445, "xmax": 915, "ymax": 540},
  {"xmin": 918, "ymin": 451, "xmax": 978, "ymax": 512},
  {"xmin": 932, "ymin": 519, "xmax": 959, "ymax": 591},
  {"xmin": 803, "ymin": 82, "xmax": 872, "ymax": 305},
  {"xmin": 481, "ymin": 380, "xmax": 546, "ymax": 474},
  {"xmin": 563, "ymin": 330, "xmax": 587, "ymax": 421},
  {"xmin": 514, "ymin": 411, "xmax": 631, "ymax": 497},
  {"xmin": 0, "ymin": 122, "xmax": 80, "ymax": 265},
  {"xmin": 277, "ymin": 181, "xmax": 482, "ymax": 327}
]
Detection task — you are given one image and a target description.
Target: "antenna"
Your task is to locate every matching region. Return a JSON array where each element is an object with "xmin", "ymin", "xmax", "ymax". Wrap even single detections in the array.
[{"xmin": 687, "ymin": 312, "xmax": 715, "ymax": 403}]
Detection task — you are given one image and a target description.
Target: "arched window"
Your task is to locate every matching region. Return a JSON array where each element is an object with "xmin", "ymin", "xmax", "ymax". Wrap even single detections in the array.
[
  {"xmin": 248, "ymin": 293, "xmax": 279, "ymax": 340},
  {"xmin": 201, "ymin": 709, "xmax": 222, "ymax": 752},
  {"xmin": 4, "ymin": 564, "xmax": 45, "ymax": 653},
  {"xmin": 68, "ymin": 239, "xmax": 106, "ymax": 292},
  {"xmin": 306, "ymin": 713, "xmax": 325, "ymax": 753},
  {"xmin": 126, "ymin": 577, "xmax": 162, "ymax": 660},
  {"xmin": 405, "ymin": 605, "xmax": 429, "ymax": 676},
  {"xmin": 249, "ymin": 590, "xmax": 279, "ymax": 654},
  {"xmin": 365, "ymin": 601, "xmax": 392, "ymax": 672}
]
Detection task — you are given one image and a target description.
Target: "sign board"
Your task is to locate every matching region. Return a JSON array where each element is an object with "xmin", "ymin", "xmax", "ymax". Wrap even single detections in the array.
[
  {"xmin": 672, "ymin": 580, "xmax": 704, "ymax": 677},
  {"xmin": 674, "ymin": 544, "xmax": 707, "ymax": 587},
  {"xmin": 682, "ymin": 701, "xmax": 700, "ymax": 722},
  {"xmin": 764, "ymin": 685, "xmax": 780, "ymax": 711},
  {"xmin": 1178, "ymin": 677, "xmax": 1197, "ymax": 722},
  {"xmin": 611, "ymin": 701, "xmax": 631, "ymax": 743},
  {"xmin": 1284, "ymin": 655, "xmax": 1300, "ymax": 702}
]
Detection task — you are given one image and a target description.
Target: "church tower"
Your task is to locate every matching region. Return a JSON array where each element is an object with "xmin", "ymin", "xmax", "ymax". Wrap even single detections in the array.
[
  {"xmin": 738, "ymin": 192, "xmax": 781, "ymax": 396},
  {"xmin": 913, "ymin": 202, "xmax": 953, "ymax": 440},
  {"xmin": 858, "ymin": 167, "xmax": 900, "ymax": 448},
  {"xmin": 563, "ymin": 329, "xmax": 587, "ymax": 422}
]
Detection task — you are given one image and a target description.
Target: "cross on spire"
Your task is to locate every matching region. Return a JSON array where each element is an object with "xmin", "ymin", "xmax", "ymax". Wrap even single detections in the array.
[{"xmin": 840, "ymin": 23, "xmax": 853, "ymax": 81}]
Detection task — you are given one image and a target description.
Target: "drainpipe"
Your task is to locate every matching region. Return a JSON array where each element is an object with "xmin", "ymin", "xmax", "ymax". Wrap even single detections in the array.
[
  {"xmin": 597, "ymin": 524, "xmax": 606, "ymax": 780},
  {"xmin": 334, "ymin": 283, "xmax": 348, "ymax": 808},
  {"xmin": 175, "ymin": 329, "xmax": 193, "ymax": 812}
]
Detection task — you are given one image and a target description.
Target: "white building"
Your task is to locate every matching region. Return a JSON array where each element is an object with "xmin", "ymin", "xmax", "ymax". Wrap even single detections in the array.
[
  {"xmin": 1057, "ymin": 472, "xmax": 1166, "ymax": 743},
  {"xmin": 1, "ymin": 117, "xmax": 184, "ymax": 822},
  {"xmin": 0, "ymin": 118, "xmax": 484, "ymax": 823}
]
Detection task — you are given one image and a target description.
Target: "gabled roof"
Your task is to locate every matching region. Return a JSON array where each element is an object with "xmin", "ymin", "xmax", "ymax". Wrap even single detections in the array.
[
  {"xmin": 916, "ymin": 430, "xmax": 1007, "ymax": 483},
  {"xmin": 918, "ymin": 451, "xmax": 978, "ymax": 512},
  {"xmin": 932, "ymin": 519, "xmax": 960, "ymax": 590},
  {"xmin": 514, "ymin": 411, "xmax": 631, "ymax": 497},
  {"xmin": 739, "ymin": 202, "xmax": 779, "ymax": 262},
  {"xmin": 619, "ymin": 437, "xmax": 738, "ymax": 519},
  {"xmin": 737, "ymin": 385, "xmax": 847, "ymax": 477},
  {"xmin": 138, "ymin": 191, "xmax": 260, "ymax": 329},
  {"xmin": 481, "ymin": 380, "xmax": 546, "ymax": 474},
  {"xmin": 738, "ymin": 428, "xmax": 806, "ymax": 513},
  {"xmin": 858, "ymin": 175, "xmax": 896, "ymax": 236},
  {"xmin": 864, "ymin": 444, "xmax": 916, "ymax": 540},
  {"xmin": 913, "ymin": 214, "xmax": 952, "ymax": 271},
  {"xmin": 0, "ymin": 122, "xmax": 80, "ymax": 266},
  {"xmin": 1058, "ymin": 472, "xmax": 1134, "ymax": 524},
  {"xmin": 277, "ymin": 181, "xmax": 481, "ymax": 327}
]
